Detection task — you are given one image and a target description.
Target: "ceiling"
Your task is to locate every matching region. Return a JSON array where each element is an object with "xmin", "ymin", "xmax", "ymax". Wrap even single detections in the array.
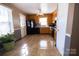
[{"xmin": 12, "ymin": 3, "xmax": 57, "ymax": 14}]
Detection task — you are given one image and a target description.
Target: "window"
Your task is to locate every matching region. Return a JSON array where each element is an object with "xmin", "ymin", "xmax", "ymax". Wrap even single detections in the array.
[
  {"xmin": 0, "ymin": 5, "xmax": 14, "ymax": 36},
  {"xmin": 39, "ymin": 17, "xmax": 48, "ymax": 27}
]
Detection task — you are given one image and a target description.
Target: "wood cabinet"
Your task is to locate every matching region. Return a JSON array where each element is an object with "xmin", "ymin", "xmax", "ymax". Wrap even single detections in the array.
[{"xmin": 40, "ymin": 27, "xmax": 51, "ymax": 34}]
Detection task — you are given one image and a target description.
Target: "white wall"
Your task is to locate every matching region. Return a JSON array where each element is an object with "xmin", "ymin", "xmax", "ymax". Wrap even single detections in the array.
[{"xmin": 56, "ymin": 3, "xmax": 69, "ymax": 55}]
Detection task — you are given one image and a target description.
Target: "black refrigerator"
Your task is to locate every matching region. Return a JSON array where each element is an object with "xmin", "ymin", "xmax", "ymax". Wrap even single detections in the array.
[{"xmin": 26, "ymin": 19, "xmax": 39, "ymax": 35}]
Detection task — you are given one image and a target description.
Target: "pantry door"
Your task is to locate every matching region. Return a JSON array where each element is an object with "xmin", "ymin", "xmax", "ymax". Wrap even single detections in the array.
[{"xmin": 56, "ymin": 3, "xmax": 69, "ymax": 55}]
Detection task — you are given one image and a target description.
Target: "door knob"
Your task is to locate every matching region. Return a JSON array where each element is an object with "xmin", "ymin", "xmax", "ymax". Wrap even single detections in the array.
[{"xmin": 55, "ymin": 28, "xmax": 59, "ymax": 32}]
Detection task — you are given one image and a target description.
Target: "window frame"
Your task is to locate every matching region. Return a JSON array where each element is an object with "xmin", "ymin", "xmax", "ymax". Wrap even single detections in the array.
[{"xmin": 0, "ymin": 5, "xmax": 14, "ymax": 35}]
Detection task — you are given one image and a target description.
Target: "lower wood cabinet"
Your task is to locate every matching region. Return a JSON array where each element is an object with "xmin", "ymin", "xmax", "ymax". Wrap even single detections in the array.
[{"xmin": 40, "ymin": 27, "xmax": 51, "ymax": 34}]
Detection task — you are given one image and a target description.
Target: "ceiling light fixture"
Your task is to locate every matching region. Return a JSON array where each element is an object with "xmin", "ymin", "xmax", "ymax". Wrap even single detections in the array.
[
  {"xmin": 37, "ymin": 8, "xmax": 43, "ymax": 16},
  {"xmin": 37, "ymin": 3, "xmax": 48, "ymax": 16}
]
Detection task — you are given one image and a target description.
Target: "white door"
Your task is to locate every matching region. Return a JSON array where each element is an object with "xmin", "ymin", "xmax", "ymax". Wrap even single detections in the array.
[
  {"xmin": 56, "ymin": 4, "xmax": 69, "ymax": 55},
  {"xmin": 19, "ymin": 14, "xmax": 26, "ymax": 38}
]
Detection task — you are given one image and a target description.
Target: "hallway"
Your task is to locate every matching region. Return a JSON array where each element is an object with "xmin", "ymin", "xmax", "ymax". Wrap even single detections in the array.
[{"xmin": 3, "ymin": 34, "xmax": 60, "ymax": 56}]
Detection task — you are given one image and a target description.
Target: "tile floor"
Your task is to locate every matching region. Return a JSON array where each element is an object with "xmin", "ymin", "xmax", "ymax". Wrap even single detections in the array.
[{"xmin": 3, "ymin": 34, "xmax": 60, "ymax": 56}]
